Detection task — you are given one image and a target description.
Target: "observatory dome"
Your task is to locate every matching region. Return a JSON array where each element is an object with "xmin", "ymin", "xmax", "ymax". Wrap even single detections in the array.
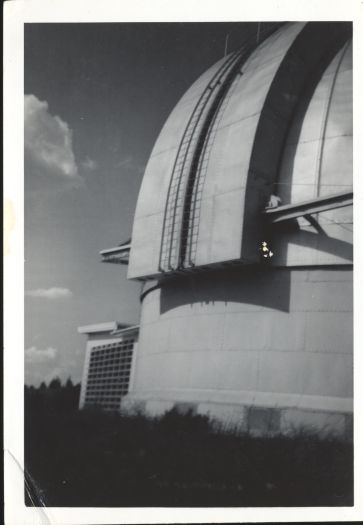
[
  {"xmin": 124, "ymin": 22, "xmax": 352, "ymax": 437},
  {"xmin": 128, "ymin": 22, "xmax": 352, "ymax": 278}
]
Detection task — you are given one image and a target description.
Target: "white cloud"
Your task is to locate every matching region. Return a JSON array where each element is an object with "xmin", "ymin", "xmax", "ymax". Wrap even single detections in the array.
[
  {"xmin": 25, "ymin": 287, "xmax": 73, "ymax": 299},
  {"xmin": 25, "ymin": 346, "xmax": 58, "ymax": 363},
  {"xmin": 116, "ymin": 156, "xmax": 145, "ymax": 175},
  {"xmin": 117, "ymin": 156, "xmax": 133, "ymax": 169},
  {"xmin": 25, "ymin": 94, "xmax": 82, "ymax": 185},
  {"xmin": 25, "ymin": 348, "xmax": 83, "ymax": 386},
  {"xmin": 81, "ymin": 156, "xmax": 98, "ymax": 171}
]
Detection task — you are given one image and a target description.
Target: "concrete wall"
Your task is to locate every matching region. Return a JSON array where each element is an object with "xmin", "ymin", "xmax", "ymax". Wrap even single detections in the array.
[{"xmin": 123, "ymin": 266, "xmax": 353, "ymax": 437}]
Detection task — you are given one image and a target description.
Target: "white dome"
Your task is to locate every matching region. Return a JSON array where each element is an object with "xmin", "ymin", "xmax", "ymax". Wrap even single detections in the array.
[{"xmin": 129, "ymin": 22, "xmax": 352, "ymax": 279}]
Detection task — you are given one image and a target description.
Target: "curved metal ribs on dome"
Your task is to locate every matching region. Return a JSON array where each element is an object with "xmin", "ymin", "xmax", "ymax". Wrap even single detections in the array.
[
  {"xmin": 128, "ymin": 22, "xmax": 352, "ymax": 280},
  {"xmin": 159, "ymin": 25, "xmax": 279, "ymax": 272},
  {"xmin": 159, "ymin": 51, "xmax": 240, "ymax": 271}
]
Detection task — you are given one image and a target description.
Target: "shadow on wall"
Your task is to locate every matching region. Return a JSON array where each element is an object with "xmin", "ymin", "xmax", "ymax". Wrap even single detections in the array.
[
  {"xmin": 267, "ymin": 33, "xmax": 353, "ymax": 266},
  {"xmin": 241, "ymin": 23, "xmax": 351, "ymax": 262},
  {"xmin": 159, "ymin": 265, "xmax": 291, "ymax": 315},
  {"xmin": 273, "ymin": 63, "xmax": 322, "ymax": 206},
  {"xmin": 268, "ymin": 220, "xmax": 353, "ymax": 265}
]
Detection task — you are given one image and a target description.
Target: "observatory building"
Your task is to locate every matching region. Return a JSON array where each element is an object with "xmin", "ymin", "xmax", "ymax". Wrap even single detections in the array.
[{"xmin": 79, "ymin": 22, "xmax": 353, "ymax": 437}]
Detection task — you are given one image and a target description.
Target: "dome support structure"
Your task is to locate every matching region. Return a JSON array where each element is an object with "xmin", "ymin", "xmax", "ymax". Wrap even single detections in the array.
[{"xmin": 263, "ymin": 190, "xmax": 353, "ymax": 224}]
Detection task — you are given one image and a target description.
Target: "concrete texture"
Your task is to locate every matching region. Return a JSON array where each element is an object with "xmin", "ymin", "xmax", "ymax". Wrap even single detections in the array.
[{"xmin": 122, "ymin": 266, "xmax": 352, "ymax": 436}]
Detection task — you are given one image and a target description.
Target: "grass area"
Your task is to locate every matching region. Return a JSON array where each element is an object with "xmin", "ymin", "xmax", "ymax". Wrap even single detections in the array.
[{"xmin": 25, "ymin": 384, "xmax": 353, "ymax": 507}]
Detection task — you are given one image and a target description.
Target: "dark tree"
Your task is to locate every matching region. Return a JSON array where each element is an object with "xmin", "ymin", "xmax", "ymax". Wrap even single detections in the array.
[
  {"xmin": 65, "ymin": 377, "xmax": 73, "ymax": 389},
  {"xmin": 48, "ymin": 377, "xmax": 62, "ymax": 390}
]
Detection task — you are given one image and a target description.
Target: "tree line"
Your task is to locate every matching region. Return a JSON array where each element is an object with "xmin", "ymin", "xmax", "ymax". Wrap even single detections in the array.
[{"xmin": 25, "ymin": 377, "xmax": 81, "ymax": 414}]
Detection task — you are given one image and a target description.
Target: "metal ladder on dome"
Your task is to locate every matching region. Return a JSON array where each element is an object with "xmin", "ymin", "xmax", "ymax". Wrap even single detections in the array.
[
  {"xmin": 159, "ymin": 24, "xmax": 283, "ymax": 273},
  {"xmin": 159, "ymin": 50, "xmax": 241, "ymax": 272}
]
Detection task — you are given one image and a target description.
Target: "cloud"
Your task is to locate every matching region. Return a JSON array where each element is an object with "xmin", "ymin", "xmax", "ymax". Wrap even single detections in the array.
[
  {"xmin": 81, "ymin": 156, "xmax": 98, "ymax": 171},
  {"xmin": 116, "ymin": 156, "xmax": 145, "ymax": 175},
  {"xmin": 25, "ymin": 346, "xmax": 84, "ymax": 387},
  {"xmin": 25, "ymin": 287, "xmax": 73, "ymax": 299},
  {"xmin": 25, "ymin": 94, "xmax": 82, "ymax": 186},
  {"xmin": 25, "ymin": 346, "xmax": 58, "ymax": 363},
  {"xmin": 117, "ymin": 156, "xmax": 134, "ymax": 169}
]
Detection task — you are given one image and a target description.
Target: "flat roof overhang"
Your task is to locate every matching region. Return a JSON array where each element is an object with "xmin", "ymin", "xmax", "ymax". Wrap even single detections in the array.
[
  {"xmin": 78, "ymin": 321, "xmax": 131, "ymax": 335},
  {"xmin": 100, "ymin": 244, "xmax": 131, "ymax": 264}
]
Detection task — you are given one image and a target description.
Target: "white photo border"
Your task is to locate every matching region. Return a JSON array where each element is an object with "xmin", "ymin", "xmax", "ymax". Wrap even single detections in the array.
[{"xmin": 4, "ymin": 0, "xmax": 363, "ymax": 523}]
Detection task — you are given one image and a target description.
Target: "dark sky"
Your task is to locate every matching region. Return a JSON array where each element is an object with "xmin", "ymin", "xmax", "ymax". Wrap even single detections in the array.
[{"xmin": 24, "ymin": 22, "xmax": 260, "ymax": 385}]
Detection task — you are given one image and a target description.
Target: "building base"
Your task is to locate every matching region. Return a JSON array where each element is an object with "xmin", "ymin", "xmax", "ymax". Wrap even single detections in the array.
[{"xmin": 121, "ymin": 393, "xmax": 353, "ymax": 441}]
